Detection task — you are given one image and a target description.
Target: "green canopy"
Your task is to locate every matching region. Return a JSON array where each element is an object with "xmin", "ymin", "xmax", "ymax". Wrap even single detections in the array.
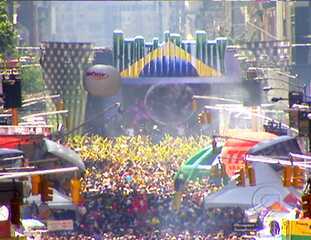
[{"xmin": 175, "ymin": 145, "xmax": 224, "ymax": 182}]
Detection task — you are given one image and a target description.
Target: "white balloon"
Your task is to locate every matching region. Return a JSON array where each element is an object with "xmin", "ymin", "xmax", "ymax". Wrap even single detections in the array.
[{"xmin": 84, "ymin": 65, "xmax": 121, "ymax": 97}]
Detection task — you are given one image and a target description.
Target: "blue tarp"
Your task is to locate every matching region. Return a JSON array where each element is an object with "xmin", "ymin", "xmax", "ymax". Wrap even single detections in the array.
[{"xmin": 0, "ymin": 148, "xmax": 23, "ymax": 159}]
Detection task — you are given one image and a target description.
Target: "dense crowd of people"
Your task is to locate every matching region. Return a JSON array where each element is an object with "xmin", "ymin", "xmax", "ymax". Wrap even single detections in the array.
[
  {"xmin": 42, "ymin": 135, "xmax": 251, "ymax": 240},
  {"xmin": 43, "ymin": 232, "xmax": 247, "ymax": 240}
]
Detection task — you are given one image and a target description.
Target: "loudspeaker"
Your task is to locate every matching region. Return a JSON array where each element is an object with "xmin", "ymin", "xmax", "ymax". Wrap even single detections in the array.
[
  {"xmin": 2, "ymin": 72, "xmax": 22, "ymax": 109},
  {"xmin": 289, "ymin": 91, "xmax": 303, "ymax": 108}
]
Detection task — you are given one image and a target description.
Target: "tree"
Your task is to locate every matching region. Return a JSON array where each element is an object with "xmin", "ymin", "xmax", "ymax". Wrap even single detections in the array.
[
  {"xmin": 21, "ymin": 65, "xmax": 45, "ymax": 95},
  {"xmin": 0, "ymin": 0, "xmax": 16, "ymax": 58}
]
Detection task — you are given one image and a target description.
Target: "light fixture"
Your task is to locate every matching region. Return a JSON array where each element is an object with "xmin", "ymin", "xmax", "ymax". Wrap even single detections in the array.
[{"xmin": 0, "ymin": 205, "xmax": 9, "ymax": 221}]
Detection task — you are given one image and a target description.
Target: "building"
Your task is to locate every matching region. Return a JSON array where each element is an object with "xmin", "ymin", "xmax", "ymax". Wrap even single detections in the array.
[
  {"xmin": 17, "ymin": 1, "xmax": 176, "ymax": 46},
  {"xmin": 291, "ymin": 1, "xmax": 311, "ymax": 93}
]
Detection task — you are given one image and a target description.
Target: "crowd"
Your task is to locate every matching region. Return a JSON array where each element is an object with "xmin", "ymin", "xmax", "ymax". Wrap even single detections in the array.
[{"xmin": 42, "ymin": 135, "xmax": 250, "ymax": 240}]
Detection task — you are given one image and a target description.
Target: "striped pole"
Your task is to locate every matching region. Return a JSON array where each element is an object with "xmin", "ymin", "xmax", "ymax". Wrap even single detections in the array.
[
  {"xmin": 216, "ymin": 37, "xmax": 228, "ymax": 73},
  {"xmin": 152, "ymin": 37, "xmax": 159, "ymax": 77},
  {"xmin": 124, "ymin": 39, "xmax": 130, "ymax": 71},
  {"xmin": 170, "ymin": 33, "xmax": 181, "ymax": 76},
  {"xmin": 145, "ymin": 42, "xmax": 153, "ymax": 76},
  {"xmin": 164, "ymin": 30, "xmax": 170, "ymax": 43},
  {"xmin": 134, "ymin": 36, "xmax": 145, "ymax": 76},
  {"xmin": 152, "ymin": 37, "xmax": 159, "ymax": 49},
  {"xmin": 207, "ymin": 40, "xmax": 217, "ymax": 71},
  {"xmin": 159, "ymin": 42, "xmax": 165, "ymax": 76},
  {"xmin": 196, "ymin": 30, "xmax": 207, "ymax": 63},
  {"xmin": 189, "ymin": 40, "xmax": 196, "ymax": 76},
  {"xmin": 145, "ymin": 42, "xmax": 153, "ymax": 54},
  {"xmin": 113, "ymin": 30, "xmax": 124, "ymax": 71},
  {"xmin": 182, "ymin": 40, "xmax": 193, "ymax": 76},
  {"xmin": 196, "ymin": 31, "xmax": 207, "ymax": 74},
  {"xmin": 170, "ymin": 33, "xmax": 181, "ymax": 47},
  {"xmin": 181, "ymin": 40, "xmax": 187, "ymax": 76},
  {"xmin": 129, "ymin": 39, "xmax": 136, "ymax": 77}
]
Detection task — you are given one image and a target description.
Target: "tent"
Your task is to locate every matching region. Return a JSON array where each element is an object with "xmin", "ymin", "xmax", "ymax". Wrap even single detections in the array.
[
  {"xmin": 21, "ymin": 219, "xmax": 46, "ymax": 232},
  {"xmin": 0, "ymin": 148, "xmax": 24, "ymax": 168},
  {"xmin": 204, "ymin": 161, "xmax": 297, "ymax": 209},
  {"xmin": 42, "ymin": 138, "xmax": 85, "ymax": 171},
  {"xmin": 221, "ymin": 131, "xmax": 277, "ymax": 176},
  {"xmin": 25, "ymin": 188, "xmax": 74, "ymax": 210},
  {"xmin": 248, "ymin": 136, "xmax": 302, "ymax": 157},
  {"xmin": 0, "ymin": 148, "xmax": 23, "ymax": 159},
  {"xmin": 283, "ymin": 193, "xmax": 301, "ymax": 207},
  {"xmin": 267, "ymin": 202, "xmax": 289, "ymax": 213},
  {"xmin": 175, "ymin": 145, "xmax": 223, "ymax": 181}
]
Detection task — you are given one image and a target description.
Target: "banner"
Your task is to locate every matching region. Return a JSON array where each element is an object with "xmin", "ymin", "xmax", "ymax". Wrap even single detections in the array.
[
  {"xmin": 282, "ymin": 219, "xmax": 311, "ymax": 238},
  {"xmin": 47, "ymin": 220, "xmax": 74, "ymax": 231}
]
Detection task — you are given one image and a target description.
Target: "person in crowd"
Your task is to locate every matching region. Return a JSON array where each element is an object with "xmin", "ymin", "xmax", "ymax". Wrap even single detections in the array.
[{"xmin": 44, "ymin": 135, "xmax": 246, "ymax": 240}]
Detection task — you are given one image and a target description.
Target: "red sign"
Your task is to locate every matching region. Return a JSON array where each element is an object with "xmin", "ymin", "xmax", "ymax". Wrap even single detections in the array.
[
  {"xmin": 47, "ymin": 220, "xmax": 74, "ymax": 231},
  {"xmin": 0, "ymin": 220, "xmax": 11, "ymax": 237}
]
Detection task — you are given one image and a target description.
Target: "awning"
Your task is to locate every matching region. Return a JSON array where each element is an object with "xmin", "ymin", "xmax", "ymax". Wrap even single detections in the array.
[
  {"xmin": 267, "ymin": 202, "xmax": 289, "ymax": 213},
  {"xmin": 247, "ymin": 136, "xmax": 302, "ymax": 157},
  {"xmin": 43, "ymin": 138, "xmax": 85, "ymax": 171},
  {"xmin": 0, "ymin": 148, "xmax": 24, "ymax": 167},
  {"xmin": 22, "ymin": 219, "xmax": 46, "ymax": 231},
  {"xmin": 26, "ymin": 188, "xmax": 74, "ymax": 210},
  {"xmin": 0, "ymin": 148, "xmax": 23, "ymax": 159},
  {"xmin": 204, "ymin": 161, "xmax": 294, "ymax": 209},
  {"xmin": 221, "ymin": 131, "xmax": 277, "ymax": 176}
]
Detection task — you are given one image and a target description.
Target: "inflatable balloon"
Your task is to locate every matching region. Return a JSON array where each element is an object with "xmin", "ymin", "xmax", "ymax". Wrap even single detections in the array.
[{"xmin": 84, "ymin": 65, "xmax": 121, "ymax": 97}]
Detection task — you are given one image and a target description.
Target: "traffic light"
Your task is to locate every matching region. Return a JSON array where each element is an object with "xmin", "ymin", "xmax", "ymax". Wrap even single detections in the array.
[
  {"xmin": 288, "ymin": 91, "xmax": 303, "ymax": 108},
  {"xmin": 198, "ymin": 111, "xmax": 212, "ymax": 125},
  {"xmin": 10, "ymin": 195, "xmax": 21, "ymax": 225},
  {"xmin": 219, "ymin": 163, "xmax": 227, "ymax": 178},
  {"xmin": 235, "ymin": 168, "xmax": 246, "ymax": 187},
  {"xmin": 210, "ymin": 165, "xmax": 219, "ymax": 178},
  {"xmin": 301, "ymin": 194, "xmax": 311, "ymax": 218},
  {"xmin": 283, "ymin": 166, "xmax": 293, "ymax": 187},
  {"xmin": 40, "ymin": 178, "xmax": 53, "ymax": 202},
  {"xmin": 31, "ymin": 175, "xmax": 41, "ymax": 195},
  {"xmin": 55, "ymin": 99, "xmax": 65, "ymax": 111},
  {"xmin": 205, "ymin": 110, "xmax": 212, "ymax": 124},
  {"xmin": 292, "ymin": 166, "xmax": 305, "ymax": 189},
  {"xmin": 212, "ymin": 137, "xmax": 217, "ymax": 152},
  {"xmin": 198, "ymin": 112, "xmax": 204, "ymax": 125},
  {"xmin": 71, "ymin": 177, "xmax": 81, "ymax": 205},
  {"xmin": 192, "ymin": 98, "xmax": 198, "ymax": 112},
  {"xmin": 248, "ymin": 166, "xmax": 256, "ymax": 186}
]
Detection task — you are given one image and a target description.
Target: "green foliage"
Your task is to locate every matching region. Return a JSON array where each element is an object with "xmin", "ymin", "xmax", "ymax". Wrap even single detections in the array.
[
  {"xmin": 21, "ymin": 66, "xmax": 45, "ymax": 95},
  {"xmin": 0, "ymin": 0, "xmax": 16, "ymax": 57}
]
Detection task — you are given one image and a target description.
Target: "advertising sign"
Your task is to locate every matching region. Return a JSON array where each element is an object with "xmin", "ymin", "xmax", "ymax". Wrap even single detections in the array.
[
  {"xmin": 282, "ymin": 219, "xmax": 311, "ymax": 239},
  {"xmin": 47, "ymin": 220, "xmax": 74, "ymax": 231}
]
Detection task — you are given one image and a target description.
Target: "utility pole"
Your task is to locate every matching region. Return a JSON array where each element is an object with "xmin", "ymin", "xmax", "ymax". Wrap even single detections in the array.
[{"xmin": 224, "ymin": 0, "xmax": 233, "ymax": 38}]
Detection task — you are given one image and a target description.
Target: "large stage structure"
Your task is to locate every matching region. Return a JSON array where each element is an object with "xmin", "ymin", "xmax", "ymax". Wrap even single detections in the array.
[
  {"xmin": 38, "ymin": 30, "xmax": 264, "ymax": 136},
  {"xmin": 107, "ymin": 30, "xmax": 262, "ymax": 136}
]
